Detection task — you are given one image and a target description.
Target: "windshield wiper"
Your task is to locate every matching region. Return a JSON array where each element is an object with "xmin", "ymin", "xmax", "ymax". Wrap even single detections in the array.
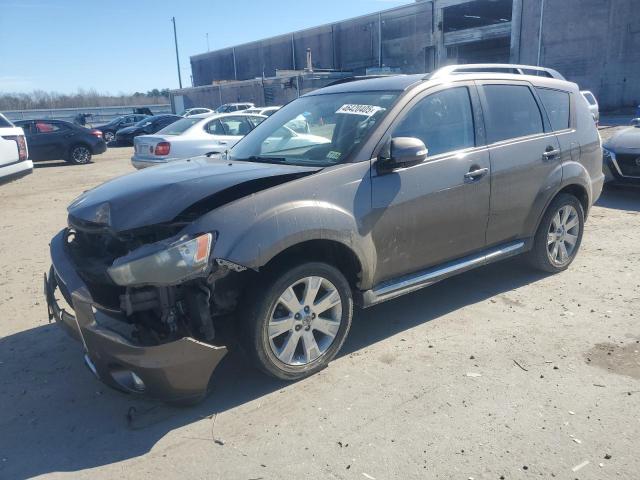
[{"xmin": 236, "ymin": 156, "xmax": 288, "ymax": 164}]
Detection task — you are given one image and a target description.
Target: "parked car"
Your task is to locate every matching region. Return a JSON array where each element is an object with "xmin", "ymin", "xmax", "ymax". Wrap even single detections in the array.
[
  {"xmin": 114, "ymin": 114, "xmax": 181, "ymax": 145},
  {"xmin": 94, "ymin": 114, "xmax": 149, "ymax": 143},
  {"xmin": 0, "ymin": 113, "xmax": 32, "ymax": 184},
  {"xmin": 580, "ymin": 90, "xmax": 599, "ymax": 124},
  {"xmin": 45, "ymin": 64, "xmax": 603, "ymax": 403},
  {"xmin": 602, "ymin": 124, "xmax": 640, "ymax": 186},
  {"xmin": 180, "ymin": 108, "xmax": 214, "ymax": 117},
  {"xmin": 14, "ymin": 119, "xmax": 106, "ymax": 164},
  {"xmin": 214, "ymin": 102, "xmax": 255, "ymax": 113},
  {"xmin": 131, "ymin": 113, "xmax": 265, "ymax": 169},
  {"xmin": 244, "ymin": 106, "xmax": 281, "ymax": 117},
  {"xmin": 131, "ymin": 113, "xmax": 329, "ymax": 169}
]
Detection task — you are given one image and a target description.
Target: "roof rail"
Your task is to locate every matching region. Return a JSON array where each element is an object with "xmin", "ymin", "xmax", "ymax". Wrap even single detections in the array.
[
  {"xmin": 325, "ymin": 75, "xmax": 399, "ymax": 87},
  {"xmin": 427, "ymin": 64, "xmax": 565, "ymax": 80}
]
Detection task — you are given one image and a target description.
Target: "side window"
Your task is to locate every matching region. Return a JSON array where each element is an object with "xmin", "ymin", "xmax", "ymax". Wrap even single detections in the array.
[
  {"xmin": 219, "ymin": 116, "xmax": 252, "ymax": 135},
  {"xmin": 205, "ymin": 119, "xmax": 226, "ymax": 135},
  {"xmin": 392, "ymin": 87, "xmax": 475, "ymax": 157},
  {"xmin": 482, "ymin": 85, "xmax": 544, "ymax": 143},
  {"xmin": 536, "ymin": 88, "xmax": 570, "ymax": 131},
  {"xmin": 35, "ymin": 121, "xmax": 61, "ymax": 133}
]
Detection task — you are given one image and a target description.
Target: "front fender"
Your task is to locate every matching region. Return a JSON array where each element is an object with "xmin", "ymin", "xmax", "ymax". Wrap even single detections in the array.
[{"xmin": 185, "ymin": 161, "xmax": 377, "ymax": 288}]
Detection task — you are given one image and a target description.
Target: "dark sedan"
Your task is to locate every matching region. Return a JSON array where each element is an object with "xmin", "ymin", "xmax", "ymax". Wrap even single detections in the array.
[
  {"xmin": 115, "ymin": 114, "xmax": 181, "ymax": 145},
  {"xmin": 14, "ymin": 119, "xmax": 106, "ymax": 164},
  {"xmin": 603, "ymin": 125, "xmax": 640, "ymax": 186},
  {"xmin": 94, "ymin": 114, "xmax": 149, "ymax": 143}
]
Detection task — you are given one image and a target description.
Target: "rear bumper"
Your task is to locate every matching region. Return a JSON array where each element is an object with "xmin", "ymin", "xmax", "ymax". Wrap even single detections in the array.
[
  {"xmin": 45, "ymin": 228, "xmax": 227, "ymax": 403},
  {"xmin": 130, "ymin": 154, "xmax": 175, "ymax": 169},
  {"xmin": 93, "ymin": 141, "xmax": 107, "ymax": 155},
  {"xmin": 0, "ymin": 160, "xmax": 33, "ymax": 185}
]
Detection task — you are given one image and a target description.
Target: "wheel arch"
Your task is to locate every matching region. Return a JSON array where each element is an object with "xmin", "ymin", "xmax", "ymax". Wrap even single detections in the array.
[
  {"xmin": 261, "ymin": 239, "xmax": 364, "ymax": 291},
  {"xmin": 532, "ymin": 182, "xmax": 590, "ymax": 237}
]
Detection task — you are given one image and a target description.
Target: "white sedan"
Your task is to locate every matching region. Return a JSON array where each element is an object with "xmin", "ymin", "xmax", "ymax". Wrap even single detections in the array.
[
  {"xmin": 131, "ymin": 113, "xmax": 265, "ymax": 169},
  {"xmin": 131, "ymin": 113, "xmax": 329, "ymax": 169}
]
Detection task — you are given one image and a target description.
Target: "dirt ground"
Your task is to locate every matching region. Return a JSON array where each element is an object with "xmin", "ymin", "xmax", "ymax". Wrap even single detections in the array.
[{"xmin": 0, "ymin": 133, "xmax": 638, "ymax": 480}]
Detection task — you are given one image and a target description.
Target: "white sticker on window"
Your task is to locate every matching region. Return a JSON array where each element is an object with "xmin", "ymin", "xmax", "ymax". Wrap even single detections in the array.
[{"xmin": 336, "ymin": 104, "xmax": 384, "ymax": 116}]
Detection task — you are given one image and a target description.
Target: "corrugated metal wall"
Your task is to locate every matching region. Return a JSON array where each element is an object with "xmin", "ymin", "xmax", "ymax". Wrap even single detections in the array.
[{"xmin": 190, "ymin": 2, "xmax": 434, "ymax": 86}]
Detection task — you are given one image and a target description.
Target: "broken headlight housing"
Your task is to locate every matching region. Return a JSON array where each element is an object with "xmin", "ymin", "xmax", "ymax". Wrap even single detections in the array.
[{"xmin": 108, "ymin": 233, "xmax": 213, "ymax": 286}]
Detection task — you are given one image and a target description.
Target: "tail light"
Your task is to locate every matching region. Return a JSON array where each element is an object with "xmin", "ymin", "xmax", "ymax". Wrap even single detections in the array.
[
  {"xmin": 154, "ymin": 142, "xmax": 171, "ymax": 156},
  {"xmin": 2, "ymin": 135, "xmax": 28, "ymax": 161},
  {"xmin": 90, "ymin": 129, "xmax": 103, "ymax": 139},
  {"xmin": 16, "ymin": 135, "xmax": 27, "ymax": 160}
]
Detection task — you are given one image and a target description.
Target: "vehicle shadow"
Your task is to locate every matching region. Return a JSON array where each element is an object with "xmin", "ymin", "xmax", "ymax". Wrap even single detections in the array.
[
  {"xmin": 0, "ymin": 258, "xmax": 545, "ymax": 479},
  {"xmin": 33, "ymin": 160, "xmax": 74, "ymax": 169},
  {"xmin": 596, "ymin": 185, "xmax": 640, "ymax": 212}
]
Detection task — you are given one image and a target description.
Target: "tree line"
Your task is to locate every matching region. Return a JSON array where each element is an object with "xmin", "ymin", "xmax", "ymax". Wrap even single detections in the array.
[{"xmin": 0, "ymin": 88, "xmax": 171, "ymax": 111}]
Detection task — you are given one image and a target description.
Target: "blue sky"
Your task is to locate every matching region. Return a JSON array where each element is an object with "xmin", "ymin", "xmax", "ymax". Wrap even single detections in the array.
[{"xmin": 0, "ymin": 0, "xmax": 408, "ymax": 94}]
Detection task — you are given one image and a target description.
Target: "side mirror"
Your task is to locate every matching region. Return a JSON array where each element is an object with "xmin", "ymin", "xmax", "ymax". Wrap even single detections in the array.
[{"xmin": 378, "ymin": 137, "xmax": 428, "ymax": 173}]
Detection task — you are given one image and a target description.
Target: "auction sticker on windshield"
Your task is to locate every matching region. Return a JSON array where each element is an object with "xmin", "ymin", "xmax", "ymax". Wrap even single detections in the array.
[{"xmin": 336, "ymin": 104, "xmax": 385, "ymax": 116}]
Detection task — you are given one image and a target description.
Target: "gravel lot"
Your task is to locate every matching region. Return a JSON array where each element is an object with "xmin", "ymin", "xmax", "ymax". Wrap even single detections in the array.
[{"xmin": 0, "ymin": 134, "xmax": 638, "ymax": 480}]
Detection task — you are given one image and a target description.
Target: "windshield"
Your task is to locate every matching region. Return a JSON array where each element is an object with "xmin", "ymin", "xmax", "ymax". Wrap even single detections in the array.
[
  {"xmin": 157, "ymin": 117, "xmax": 201, "ymax": 135},
  {"xmin": 229, "ymin": 91, "xmax": 399, "ymax": 167}
]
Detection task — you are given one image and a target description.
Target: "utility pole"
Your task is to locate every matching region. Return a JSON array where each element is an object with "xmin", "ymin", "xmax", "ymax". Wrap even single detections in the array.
[
  {"xmin": 172, "ymin": 16, "xmax": 183, "ymax": 89},
  {"xmin": 206, "ymin": 32, "xmax": 210, "ymax": 52}
]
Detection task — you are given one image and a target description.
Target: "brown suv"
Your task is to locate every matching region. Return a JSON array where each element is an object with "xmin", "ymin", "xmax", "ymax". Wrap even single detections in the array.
[{"xmin": 45, "ymin": 64, "xmax": 604, "ymax": 403}]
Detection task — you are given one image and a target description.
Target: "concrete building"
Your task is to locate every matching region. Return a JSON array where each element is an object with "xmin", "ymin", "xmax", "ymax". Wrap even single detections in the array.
[{"xmin": 174, "ymin": 0, "xmax": 640, "ymax": 111}]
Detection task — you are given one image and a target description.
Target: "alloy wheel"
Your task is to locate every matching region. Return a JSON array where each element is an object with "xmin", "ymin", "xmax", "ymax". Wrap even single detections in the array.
[
  {"xmin": 104, "ymin": 131, "xmax": 115, "ymax": 143},
  {"xmin": 547, "ymin": 205, "xmax": 580, "ymax": 266},
  {"xmin": 267, "ymin": 276, "xmax": 343, "ymax": 366},
  {"xmin": 72, "ymin": 146, "xmax": 91, "ymax": 164}
]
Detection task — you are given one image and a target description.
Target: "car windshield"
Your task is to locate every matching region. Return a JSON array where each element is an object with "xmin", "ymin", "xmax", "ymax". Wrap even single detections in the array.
[
  {"xmin": 157, "ymin": 117, "xmax": 201, "ymax": 135},
  {"xmin": 229, "ymin": 91, "xmax": 399, "ymax": 167}
]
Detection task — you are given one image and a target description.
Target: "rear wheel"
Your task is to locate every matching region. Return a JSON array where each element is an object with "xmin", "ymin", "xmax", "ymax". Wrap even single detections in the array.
[
  {"xmin": 103, "ymin": 131, "xmax": 115, "ymax": 143},
  {"xmin": 528, "ymin": 193, "xmax": 584, "ymax": 273},
  {"xmin": 67, "ymin": 144, "xmax": 92, "ymax": 164},
  {"xmin": 240, "ymin": 262, "xmax": 353, "ymax": 380}
]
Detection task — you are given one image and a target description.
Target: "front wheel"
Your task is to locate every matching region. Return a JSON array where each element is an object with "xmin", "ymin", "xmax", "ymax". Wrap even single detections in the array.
[
  {"xmin": 240, "ymin": 262, "xmax": 353, "ymax": 380},
  {"xmin": 528, "ymin": 193, "xmax": 584, "ymax": 273},
  {"xmin": 103, "ymin": 131, "xmax": 115, "ymax": 143},
  {"xmin": 67, "ymin": 145, "xmax": 92, "ymax": 164}
]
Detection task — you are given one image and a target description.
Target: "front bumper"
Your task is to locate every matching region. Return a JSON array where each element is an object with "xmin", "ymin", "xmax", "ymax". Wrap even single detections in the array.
[
  {"xmin": 604, "ymin": 151, "xmax": 640, "ymax": 186},
  {"xmin": 45, "ymin": 228, "xmax": 227, "ymax": 403}
]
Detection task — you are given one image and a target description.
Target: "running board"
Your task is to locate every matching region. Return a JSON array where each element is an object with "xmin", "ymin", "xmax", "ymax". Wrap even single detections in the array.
[{"xmin": 360, "ymin": 241, "xmax": 526, "ymax": 307}]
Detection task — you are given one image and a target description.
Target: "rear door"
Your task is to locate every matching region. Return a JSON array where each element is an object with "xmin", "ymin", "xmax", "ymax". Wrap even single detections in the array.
[
  {"xmin": 29, "ymin": 121, "xmax": 71, "ymax": 160},
  {"xmin": 370, "ymin": 83, "xmax": 491, "ymax": 283},
  {"xmin": 218, "ymin": 116, "xmax": 254, "ymax": 146},
  {"xmin": 477, "ymin": 81, "xmax": 562, "ymax": 245}
]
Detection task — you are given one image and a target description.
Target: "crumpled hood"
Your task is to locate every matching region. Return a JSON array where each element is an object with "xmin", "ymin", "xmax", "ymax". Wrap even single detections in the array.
[
  {"xmin": 68, "ymin": 156, "xmax": 320, "ymax": 232},
  {"xmin": 604, "ymin": 126, "xmax": 640, "ymax": 152}
]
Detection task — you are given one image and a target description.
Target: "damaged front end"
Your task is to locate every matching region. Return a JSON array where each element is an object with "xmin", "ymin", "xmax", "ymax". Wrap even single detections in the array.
[{"xmin": 45, "ymin": 218, "xmax": 247, "ymax": 403}]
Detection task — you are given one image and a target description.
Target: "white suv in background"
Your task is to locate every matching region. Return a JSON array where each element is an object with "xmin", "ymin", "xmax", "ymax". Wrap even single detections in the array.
[{"xmin": 0, "ymin": 114, "xmax": 32, "ymax": 185}]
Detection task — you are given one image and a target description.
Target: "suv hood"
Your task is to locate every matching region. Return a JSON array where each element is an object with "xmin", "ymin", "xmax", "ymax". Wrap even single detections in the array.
[
  {"xmin": 604, "ymin": 126, "xmax": 640, "ymax": 151},
  {"xmin": 68, "ymin": 156, "xmax": 320, "ymax": 232}
]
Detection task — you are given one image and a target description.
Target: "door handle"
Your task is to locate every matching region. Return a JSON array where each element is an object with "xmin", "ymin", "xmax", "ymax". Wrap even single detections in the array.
[
  {"xmin": 542, "ymin": 147, "xmax": 560, "ymax": 160},
  {"xmin": 464, "ymin": 167, "xmax": 489, "ymax": 182}
]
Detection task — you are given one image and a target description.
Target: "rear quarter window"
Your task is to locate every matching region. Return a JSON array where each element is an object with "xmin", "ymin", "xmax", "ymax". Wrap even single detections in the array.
[
  {"xmin": 536, "ymin": 88, "xmax": 570, "ymax": 131},
  {"xmin": 482, "ymin": 84, "xmax": 544, "ymax": 143}
]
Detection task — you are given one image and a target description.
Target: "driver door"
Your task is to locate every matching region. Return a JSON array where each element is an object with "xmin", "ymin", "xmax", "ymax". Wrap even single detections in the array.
[{"xmin": 370, "ymin": 84, "xmax": 491, "ymax": 284}]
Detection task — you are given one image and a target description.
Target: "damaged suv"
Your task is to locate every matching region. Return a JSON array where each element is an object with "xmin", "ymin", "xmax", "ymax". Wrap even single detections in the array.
[{"xmin": 45, "ymin": 64, "xmax": 603, "ymax": 403}]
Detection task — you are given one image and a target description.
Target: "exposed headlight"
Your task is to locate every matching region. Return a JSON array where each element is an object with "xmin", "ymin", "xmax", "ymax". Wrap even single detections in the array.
[{"xmin": 108, "ymin": 233, "xmax": 213, "ymax": 286}]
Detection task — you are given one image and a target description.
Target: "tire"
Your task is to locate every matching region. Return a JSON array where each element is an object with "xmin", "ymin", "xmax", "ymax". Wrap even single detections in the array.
[
  {"xmin": 527, "ymin": 193, "xmax": 584, "ymax": 273},
  {"xmin": 67, "ymin": 144, "xmax": 92, "ymax": 165},
  {"xmin": 240, "ymin": 262, "xmax": 353, "ymax": 380},
  {"xmin": 103, "ymin": 131, "xmax": 115, "ymax": 143}
]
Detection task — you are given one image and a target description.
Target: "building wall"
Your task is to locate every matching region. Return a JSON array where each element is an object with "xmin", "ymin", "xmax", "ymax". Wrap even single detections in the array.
[
  {"xmin": 186, "ymin": 0, "xmax": 639, "ymax": 110},
  {"xmin": 519, "ymin": 0, "xmax": 640, "ymax": 109}
]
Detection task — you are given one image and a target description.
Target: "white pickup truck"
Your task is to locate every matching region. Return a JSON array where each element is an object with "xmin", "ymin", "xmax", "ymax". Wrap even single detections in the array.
[{"xmin": 0, "ymin": 113, "xmax": 32, "ymax": 184}]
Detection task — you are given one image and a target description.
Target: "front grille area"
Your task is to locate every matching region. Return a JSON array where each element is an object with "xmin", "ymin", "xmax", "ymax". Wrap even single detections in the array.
[{"xmin": 616, "ymin": 154, "xmax": 640, "ymax": 177}]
